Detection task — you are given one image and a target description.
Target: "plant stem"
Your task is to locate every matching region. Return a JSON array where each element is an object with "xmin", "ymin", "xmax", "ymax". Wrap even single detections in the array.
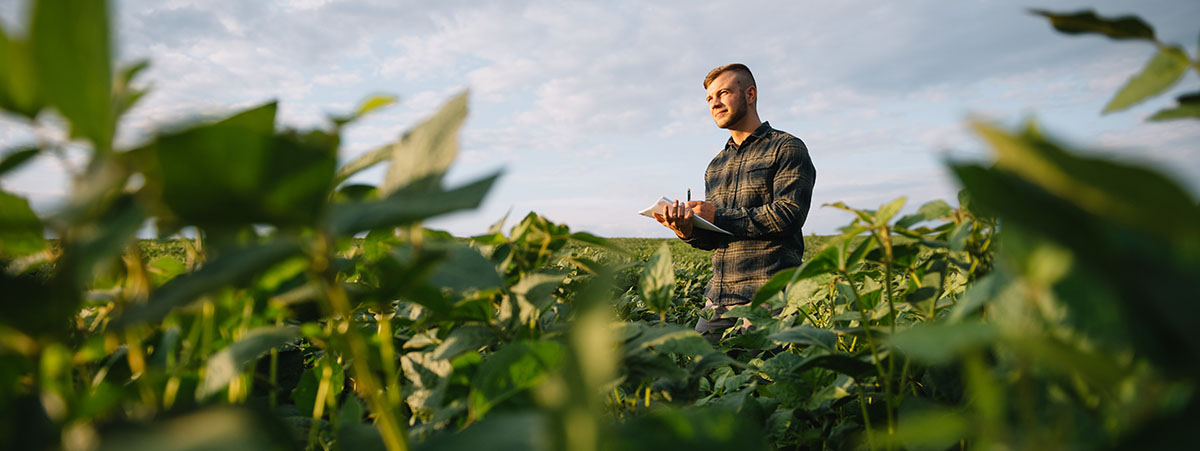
[{"xmin": 315, "ymin": 234, "xmax": 409, "ymax": 451}]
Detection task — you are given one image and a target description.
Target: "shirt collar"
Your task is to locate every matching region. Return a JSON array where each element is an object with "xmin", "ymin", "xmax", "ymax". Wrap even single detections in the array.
[{"xmin": 725, "ymin": 121, "xmax": 772, "ymax": 150}]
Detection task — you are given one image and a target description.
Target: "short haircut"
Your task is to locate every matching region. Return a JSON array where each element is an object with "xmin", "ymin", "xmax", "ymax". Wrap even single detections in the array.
[{"xmin": 703, "ymin": 63, "xmax": 756, "ymax": 90}]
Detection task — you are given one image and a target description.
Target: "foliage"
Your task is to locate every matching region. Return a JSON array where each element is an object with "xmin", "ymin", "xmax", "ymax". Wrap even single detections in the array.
[{"xmin": 0, "ymin": 2, "xmax": 1197, "ymax": 450}]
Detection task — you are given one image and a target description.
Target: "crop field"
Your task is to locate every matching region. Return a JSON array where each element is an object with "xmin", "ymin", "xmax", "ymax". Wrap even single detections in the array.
[{"xmin": 1, "ymin": 3, "xmax": 1198, "ymax": 450}]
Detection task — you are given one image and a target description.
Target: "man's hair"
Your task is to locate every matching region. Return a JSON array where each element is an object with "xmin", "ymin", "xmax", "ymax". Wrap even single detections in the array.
[{"xmin": 703, "ymin": 63, "xmax": 756, "ymax": 90}]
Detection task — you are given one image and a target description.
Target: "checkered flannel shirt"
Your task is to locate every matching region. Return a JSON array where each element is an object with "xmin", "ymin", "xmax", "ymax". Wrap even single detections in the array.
[{"xmin": 683, "ymin": 122, "xmax": 816, "ymax": 306}]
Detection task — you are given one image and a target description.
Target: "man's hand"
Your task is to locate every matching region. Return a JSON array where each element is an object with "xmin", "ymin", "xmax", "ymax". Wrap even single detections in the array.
[
  {"xmin": 653, "ymin": 200, "xmax": 715, "ymax": 239},
  {"xmin": 688, "ymin": 200, "xmax": 715, "ymax": 223}
]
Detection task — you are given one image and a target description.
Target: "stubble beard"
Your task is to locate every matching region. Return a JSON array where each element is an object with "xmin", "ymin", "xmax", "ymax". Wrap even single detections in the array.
[{"xmin": 715, "ymin": 105, "xmax": 745, "ymax": 129}]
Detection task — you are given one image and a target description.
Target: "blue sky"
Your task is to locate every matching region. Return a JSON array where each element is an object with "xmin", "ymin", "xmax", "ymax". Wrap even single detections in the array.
[{"xmin": 1, "ymin": 0, "xmax": 1198, "ymax": 238}]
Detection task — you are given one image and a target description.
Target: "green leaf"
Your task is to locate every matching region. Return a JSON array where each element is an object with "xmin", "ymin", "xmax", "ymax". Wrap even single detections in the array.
[
  {"xmin": 0, "ymin": 190, "xmax": 46, "ymax": 258},
  {"xmin": 294, "ymin": 356, "xmax": 346, "ymax": 418},
  {"xmin": 638, "ymin": 242, "xmax": 675, "ymax": 315},
  {"xmin": 328, "ymin": 171, "xmax": 500, "ymax": 236},
  {"xmin": 97, "ymin": 406, "xmax": 296, "ymax": 451},
  {"xmin": 470, "ymin": 340, "xmax": 563, "ymax": 418},
  {"xmin": 874, "ymin": 196, "xmax": 906, "ymax": 227},
  {"xmin": 113, "ymin": 59, "xmax": 149, "ymax": 118},
  {"xmin": 569, "ymin": 231, "xmax": 628, "ymax": 256},
  {"xmin": 888, "ymin": 322, "xmax": 998, "ymax": 364},
  {"xmin": 427, "ymin": 243, "xmax": 503, "ymax": 292},
  {"xmin": 0, "ymin": 28, "xmax": 44, "ymax": 117},
  {"xmin": 1104, "ymin": 46, "xmax": 1190, "ymax": 113},
  {"xmin": 511, "ymin": 269, "xmax": 568, "ymax": 312},
  {"xmin": 769, "ymin": 325, "xmax": 838, "ymax": 352},
  {"xmin": 1149, "ymin": 91, "xmax": 1200, "ymax": 121},
  {"xmin": 32, "ymin": 0, "xmax": 113, "ymax": 151},
  {"xmin": 381, "ymin": 91, "xmax": 469, "ymax": 195},
  {"xmin": 895, "ymin": 199, "xmax": 952, "ymax": 229},
  {"xmin": 609, "ymin": 407, "xmax": 769, "ymax": 451},
  {"xmin": 146, "ymin": 103, "xmax": 337, "ymax": 226},
  {"xmin": 869, "ymin": 405, "xmax": 968, "ymax": 451},
  {"xmin": 414, "ymin": 412, "xmax": 549, "ymax": 451},
  {"xmin": 0, "ymin": 147, "xmax": 40, "ymax": 177},
  {"xmin": 336, "ymin": 395, "xmax": 365, "ymax": 428},
  {"xmin": 198, "ymin": 325, "xmax": 301, "ymax": 399},
  {"xmin": 1031, "ymin": 9, "xmax": 1155, "ymax": 41},
  {"xmin": 114, "ymin": 240, "xmax": 303, "ymax": 327},
  {"xmin": 431, "ymin": 324, "xmax": 496, "ymax": 360},
  {"xmin": 971, "ymin": 120, "xmax": 1200, "ymax": 240},
  {"xmin": 331, "ymin": 93, "xmax": 398, "ymax": 126}
]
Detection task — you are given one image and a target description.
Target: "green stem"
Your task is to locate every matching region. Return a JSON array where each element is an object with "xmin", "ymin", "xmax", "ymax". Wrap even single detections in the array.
[{"xmin": 315, "ymin": 234, "xmax": 409, "ymax": 451}]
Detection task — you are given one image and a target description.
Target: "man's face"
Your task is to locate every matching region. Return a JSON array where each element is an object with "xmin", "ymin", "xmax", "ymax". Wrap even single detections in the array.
[{"xmin": 706, "ymin": 71, "xmax": 749, "ymax": 129}]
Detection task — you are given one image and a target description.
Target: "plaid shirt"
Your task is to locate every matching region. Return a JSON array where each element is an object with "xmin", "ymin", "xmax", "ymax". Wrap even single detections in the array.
[{"xmin": 683, "ymin": 122, "xmax": 816, "ymax": 306}]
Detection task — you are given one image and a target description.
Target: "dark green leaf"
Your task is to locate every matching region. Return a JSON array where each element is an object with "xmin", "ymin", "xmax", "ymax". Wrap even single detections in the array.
[
  {"xmin": 0, "ymin": 147, "xmax": 39, "ymax": 177},
  {"xmin": 972, "ymin": 120, "xmax": 1200, "ymax": 240},
  {"xmin": 792, "ymin": 353, "xmax": 877, "ymax": 378},
  {"xmin": 470, "ymin": 340, "xmax": 563, "ymax": 418},
  {"xmin": 147, "ymin": 103, "xmax": 337, "ymax": 226},
  {"xmin": 0, "ymin": 28, "xmax": 44, "ymax": 117},
  {"xmin": 32, "ymin": 0, "xmax": 113, "ymax": 150},
  {"xmin": 414, "ymin": 412, "xmax": 549, "ymax": 451},
  {"xmin": 427, "ymin": 243, "xmax": 503, "ymax": 291},
  {"xmin": 198, "ymin": 325, "xmax": 301, "ymax": 398},
  {"xmin": 638, "ymin": 242, "xmax": 675, "ymax": 315},
  {"xmin": 293, "ymin": 356, "xmax": 345, "ymax": 417},
  {"xmin": 1149, "ymin": 91, "xmax": 1200, "ymax": 121},
  {"xmin": 97, "ymin": 406, "xmax": 295, "ymax": 451},
  {"xmin": 1031, "ymin": 9, "xmax": 1155, "ymax": 41},
  {"xmin": 382, "ymin": 91, "xmax": 468, "ymax": 195},
  {"xmin": 328, "ymin": 171, "xmax": 500, "ymax": 236},
  {"xmin": 888, "ymin": 322, "xmax": 997, "ymax": 364},
  {"xmin": 114, "ymin": 240, "xmax": 303, "ymax": 327},
  {"xmin": 0, "ymin": 189, "xmax": 46, "ymax": 258},
  {"xmin": 1104, "ymin": 46, "xmax": 1190, "ymax": 113},
  {"xmin": 770, "ymin": 325, "xmax": 838, "ymax": 352},
  {"xmin": 608, "ymin": 407, "xmax": 769, "ymax": 451}
]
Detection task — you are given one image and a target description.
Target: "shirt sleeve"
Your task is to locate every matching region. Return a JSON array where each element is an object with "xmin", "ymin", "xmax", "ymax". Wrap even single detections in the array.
[
  {"xmin": 681, "ymin": 227, "xmax": 723, "ymax": 250},
  {"xmin": 712, "ymin": 138, "xmax": 815, "ymax": 238}
]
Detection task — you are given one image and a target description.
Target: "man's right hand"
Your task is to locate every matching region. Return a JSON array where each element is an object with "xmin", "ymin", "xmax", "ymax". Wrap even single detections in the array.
[{"xmin": 653, "ymin": 200, "xmax": 694, "ymax": 239}]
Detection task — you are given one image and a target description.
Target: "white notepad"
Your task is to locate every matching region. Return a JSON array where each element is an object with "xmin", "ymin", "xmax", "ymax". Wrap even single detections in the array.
[{"xmin": 638, "ymin": 196, "xmax": 732, "ymax": 235}]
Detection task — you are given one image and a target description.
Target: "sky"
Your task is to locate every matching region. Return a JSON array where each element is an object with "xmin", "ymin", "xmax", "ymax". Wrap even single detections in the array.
[{"xmin": 1, "ymin": 0, "xmax": 1198, "ymax": 238}]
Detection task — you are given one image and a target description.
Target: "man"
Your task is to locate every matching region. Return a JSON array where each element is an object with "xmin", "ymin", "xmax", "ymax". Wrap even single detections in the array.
[{"xmin": 653, "ymin": 63, "xmax": 816, "ymax": 337}]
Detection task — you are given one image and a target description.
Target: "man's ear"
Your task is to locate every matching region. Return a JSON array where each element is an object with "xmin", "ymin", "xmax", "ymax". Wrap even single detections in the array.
[{"xmin": 745, "ymin": 85, "xmax": 757, "ymax": 107}]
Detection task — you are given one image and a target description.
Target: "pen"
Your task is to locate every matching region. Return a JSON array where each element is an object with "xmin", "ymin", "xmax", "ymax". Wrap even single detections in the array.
[{"xmin": 687, "ymin": 189, "xmax": 691, "ymax": 202}]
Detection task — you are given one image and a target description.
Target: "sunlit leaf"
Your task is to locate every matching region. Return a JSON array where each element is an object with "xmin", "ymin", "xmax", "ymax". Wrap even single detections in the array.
[
  {"xmin": 874, "ymin": 197, "xmax": 906, "ymax": 227},
  {"xmin": 638, "ymin": 243, "xmax": 675, "ymax": 315},
  {"xmin": 1031, "ymin": 9, "xmax": 1155, "ymax": 41},
  {"xmin": 331, "ymin": 93, "xmax": 398, "ymax": 127},
  {"xmin": 431, "ymin": 324, "xmax": 495, "ymax": 360},
  {"xmin": 381, "ymin": 91, "xmax": 468, "ymax": 195},
  {"xmin": 32, "ymin": 0, "xmax": 113, "ymax": 151},
  {"xmin": 198, "ymin": 326, "xmax": 301, "ymax": 399},
  {"xmin": 1103, "ymin": 46, "xmax": 1190, "ymax": 113}
]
